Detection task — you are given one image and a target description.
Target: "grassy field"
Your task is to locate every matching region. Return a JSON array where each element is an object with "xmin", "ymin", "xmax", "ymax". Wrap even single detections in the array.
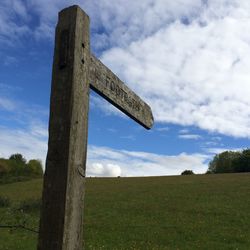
[{"xmin": 0, "ymin": 173, "xmax": 250, "ymax": 249}]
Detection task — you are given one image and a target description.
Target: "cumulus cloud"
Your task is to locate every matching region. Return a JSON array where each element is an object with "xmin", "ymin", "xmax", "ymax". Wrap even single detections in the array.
[
  {"xmin": 1, "ymin": 1, "xmax": 249, "ymax": 176},
  {"xmin": 0, "ymin": 0, "xmax": 205, "ymax": 47},
  {"xmin": 87, "ymin": 145, "xmax": 209, "ymax": 177},
  {"xmin": 87, "ymin": 163, "xmax": 122, "ymax": 177},
  {"xmin": 100, "ymin": 1, "xmax": 250, "ymax": 138},
  {"xmin": 2, "ymin": 1, "xmax": 250, "ymax": 139},
  {"xmin": 81, "ymin": 0, "xmax": 204, "ymax": 51}
]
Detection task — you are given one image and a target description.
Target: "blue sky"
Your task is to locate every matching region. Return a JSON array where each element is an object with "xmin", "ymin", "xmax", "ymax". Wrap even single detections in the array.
[{"xmin": 0, "ymin": 0, "xmax": 250, "ymax": 176}]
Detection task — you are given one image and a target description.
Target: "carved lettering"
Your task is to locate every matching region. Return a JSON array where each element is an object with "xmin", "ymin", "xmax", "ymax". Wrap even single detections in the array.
[
  {"xmin": 89, "ymin": 55, "xmax": 153, "ymax": 129},
  {"xmin": 101, "ymin": 75, "xmax": 141, "ymax": 112}
]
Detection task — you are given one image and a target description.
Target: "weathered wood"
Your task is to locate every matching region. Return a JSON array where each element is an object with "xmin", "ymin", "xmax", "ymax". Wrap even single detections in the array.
[
  {"xmin": 89, "ymin": 55, "xmax": 154, "ymax": 129},
  {"xmin": 38, "ymin": 4, "xmax": 154, "ymax": 250},
  {"xmin": 37, "ymin": 5, "xmax": 90, "ymax": 250}
]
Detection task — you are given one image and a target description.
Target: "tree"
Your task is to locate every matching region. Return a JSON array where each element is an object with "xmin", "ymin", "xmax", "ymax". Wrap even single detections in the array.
[
  {"xmin": 208, "ymin": 151, "xmax": 240, "ymax": 173},
  {"xmin": 27, "ymin": 160, "xmax": 43, "ymax": 176},
  {"xmin": 9, "ymin": 153, "xmax": 26, "ymax": 165},
  {"xmin": 181, "ymin": 170, "xmax": 194, "ymax": 175},
  {"xmin": 0, "ymin": 154, "xmax": 43, "ymax": 184},
  {"xmin": 207, "ymin": 149, "xmax": 250, "ymax": 174},
  {"xmin": 0, "ymin": 159, "xmax": 11, "ymax": 177},
  {"xmin": 8, "ymin": 153, "xmax": 27, "ymax": 175},
  {"xmin": 233, "ymin": 149, "xmax": 250, "ymax": 173}
]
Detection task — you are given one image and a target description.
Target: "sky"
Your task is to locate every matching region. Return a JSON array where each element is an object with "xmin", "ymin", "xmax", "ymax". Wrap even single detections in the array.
[{"xmin": 0, "ymin": 0, "xmax": 250, "ymax": 177}]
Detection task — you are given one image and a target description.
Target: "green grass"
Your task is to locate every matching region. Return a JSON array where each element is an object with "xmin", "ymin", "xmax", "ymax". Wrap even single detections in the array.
[{"xmin": 0, "ymin": 173, "xmax": 250, "ymax": 249}]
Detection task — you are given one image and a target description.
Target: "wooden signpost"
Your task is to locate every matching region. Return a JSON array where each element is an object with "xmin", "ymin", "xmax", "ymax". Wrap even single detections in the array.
[{"xmin": 38, "ymin": 5, "xmax": 153, "ymax": 250}]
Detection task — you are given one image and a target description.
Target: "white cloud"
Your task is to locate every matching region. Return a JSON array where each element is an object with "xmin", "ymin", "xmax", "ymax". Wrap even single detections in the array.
[
  {"xmin": 204, "ymin": 141, "xmax": 219, "ymax": 146},
  {"xmin": 87, "ymin": 163, "xmax": 121, "ymax": 177},
  {"xmin": 2, "ymin": 1, "xmax": 250, "ymax": 139},
  {"xmin": 1, "ymin": 1, "xmax": 250, "ymax": 176},
  {"xmin": 87, "ymin": 145, "xmax": 209, "ymax": 176},
  {"xmin": 155, "ymin": 126, "xmax": 169, "ymax": 132},
  {"xmin": 0, "ymin": 0, "xmax": 32, "ymax": 45},
  {"xmin": 179, "ymin": 129, "xmax": 190, "ymax": 134},
  {"xmin": 178, "ymin": 128, "xmax": 202, "ymax": 140},
  {"xmin": 13, "ymin": 0, "xmax": 29, "ymax": 20},
  {"xmin": 203, "ymin": 136, "xmax": 223, "ymax": 147},
  {"xmin": 0, "ymin": 88, "xmax": 209, "ymax": 176},
  {"xmin": 0, "ymin": 97, "xmax": 16, "ymax": 111},
  {"xmin": 0, "ymin": 120, "xmax": 209, "ymax": 176},
  {"xmin": 0, "ymin": 0, "xmax": 205, "ymax": 46},
  {"xmin": 0, "ymin": 88, "xmax": 48, "ymax": 166},
  {"xmin": 179, "ymin": 134, "xmax": 202, "ymax": 140},
  {"xmin": 205, "ymin": 147, "xmax": 242, "ymax": 155},
  {"xmin": 82, "ymin": 0, "xmax": 204, "ymax": 51},
  {"xmin": 100, "ymin": 1, "xmax": 250, "ymax": 138},
  {"xmin": 0, "ymin": 125, "xmax": 47, "ymax": 166}
]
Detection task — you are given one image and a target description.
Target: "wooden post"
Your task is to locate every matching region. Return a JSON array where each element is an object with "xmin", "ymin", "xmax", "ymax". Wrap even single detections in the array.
[
  {"xmin": 38, "ymin": 4, "xmax": 154, "ymax": 250},
  {"xmin": 37, "ymin": 5, "xmax": 90, "ymax": 250}
]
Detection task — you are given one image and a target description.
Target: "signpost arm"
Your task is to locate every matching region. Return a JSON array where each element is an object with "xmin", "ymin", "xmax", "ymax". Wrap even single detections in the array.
[
  {"xmin": 89, "ymin": 55, "xmax": 154, "ymax": 129},
  {"xmin": 37, "ymin": 5, "xmax": 90, "ymax": 250}
]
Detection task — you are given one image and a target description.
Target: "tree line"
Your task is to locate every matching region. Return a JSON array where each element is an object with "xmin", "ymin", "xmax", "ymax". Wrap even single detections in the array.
[
  {"xmin": 207, "ymin": 149, "xmax": 250, "ymax": 174},
  {"xmin": 0, "ymin": 153, "xmax": 43, "ymax": 183}
]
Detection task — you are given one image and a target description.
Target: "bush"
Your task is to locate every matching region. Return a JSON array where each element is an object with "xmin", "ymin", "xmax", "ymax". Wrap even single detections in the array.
[
  {"xmin": 181, "ymin": 170, "xmax": 194, "ymax": 175},
  {"xmin": 8, "ymin": 153, "xmax": 27, "ymax": 176},
  {"xmin": 9, "ymin": 154, "xmax": 26, "ymax": 165},
  {"xmin": 0, "ymin": 153, "xmax": 43, "ymax": 184},
  {"xmin": 0, "ymin": 159, "xmax": 11, "ymax": 177},
  {"xmin": 0, "ymin": 196, "xmax": 10, "ymax": 207},
  {"xmin": 27, "ymin": 159, "xmax": 43, "ymax": 177}
]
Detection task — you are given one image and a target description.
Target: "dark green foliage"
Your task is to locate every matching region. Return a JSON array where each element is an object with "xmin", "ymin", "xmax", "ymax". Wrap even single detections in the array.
[
  {"xmin": 18, "ymin": 198, "xmax": 41, "ymax": 213},
  {"xmin": 181, "ymin": 170, "xmax": 194, "ymax": 175},
  {"xmin": 233, "ymin": 149, "xmax": 250, "ymax": 173},
  {"xmin": 0, "ymin": 159, "xmax": 11, "ymax": 177},
  {"xmin": 0, "ymin": 176, "xmax": 32, "ymax": 185},
  {"xmin": 9, "ymin": 153, "xmax": 27, "ymax": 165},
  {"xmin": 0, "ymin": 195, "xmax": 10, "ymax": 207},
  {"xmin": 0, "ymin": 154, "xmax": 43, "ymax": 184},
  {"xmin": 27, "ymin": 160, "xmax": 43, "ymax": 177},
  {"xmin": 208, "ymin": 149, "xmax": 250, "ymax": 173}
]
